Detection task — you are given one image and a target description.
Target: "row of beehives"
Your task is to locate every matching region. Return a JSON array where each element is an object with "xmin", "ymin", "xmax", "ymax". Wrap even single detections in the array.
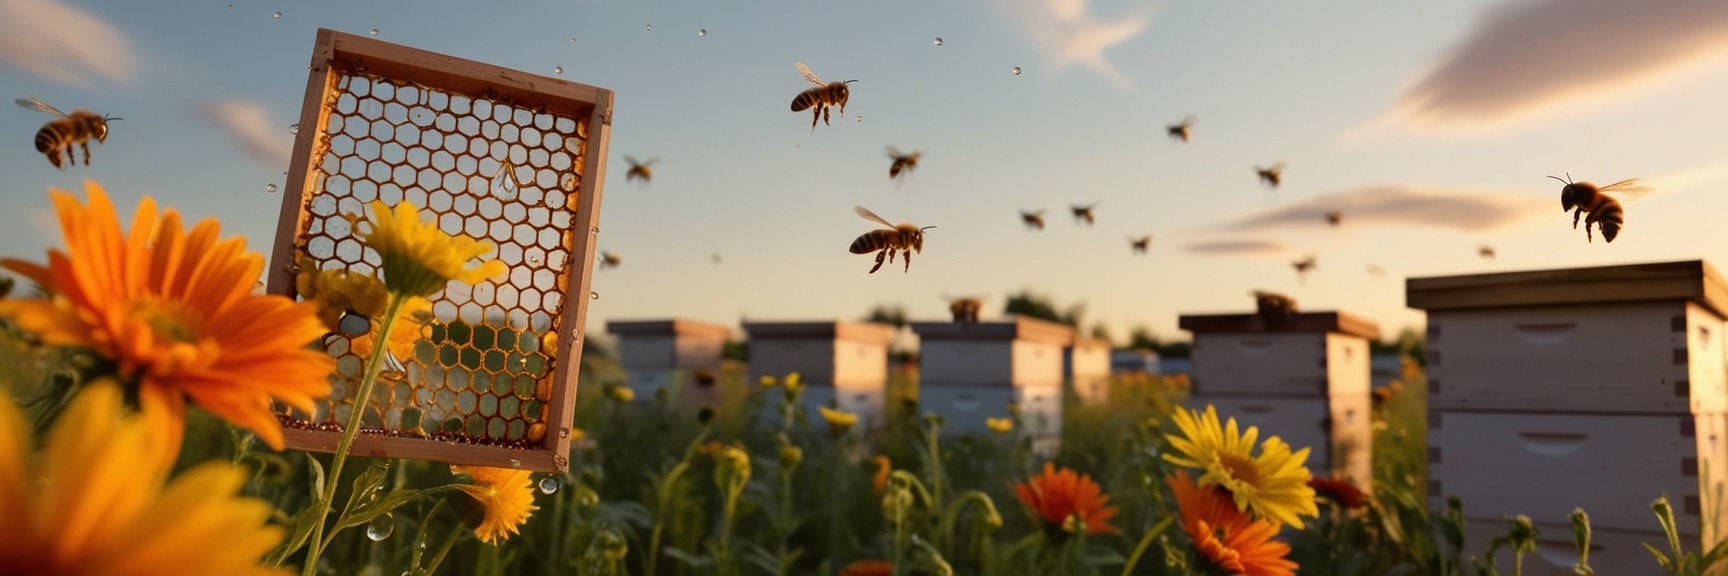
[{"xmin": 606, "ymin": 260, "xmax": 1728, "ymax": 575}]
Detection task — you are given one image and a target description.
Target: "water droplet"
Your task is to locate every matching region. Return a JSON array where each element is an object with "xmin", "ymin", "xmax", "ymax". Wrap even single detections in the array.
[
  {"xmin": 934, "ymin": 37, "xmax": 944, "ymax": 46},
  {"xmin": 509, "ymin": 458, "xmax": 521, "ymax": 467},
  {"xmin": 273, "ymin": 11, "xmax": 281, "ymax": 18},
  {"xmin": 855, "ymin": 115, "xmax": 862, "ymax": 123},
  {"xmin": 289, "ymin": 123, "xmax": 299, "ymax": 135},
  {"xmin": 265, "ymin": 183, "xmax": 278, "ymax": 193},
  {"xmin": 698, "ymin": 29, "xmax": 706, "ymax": 37},
  {"xmin": 1012, "ymin": 66, "xmax": 1022, "ymax": 76},
  {"xmin": 370, "ymin": 28, "xmax": 379, "ymax": 36},
  {"xmin": 338, "ymin": 313, "xmax": 372, "ymax": 336},
  {"xmin": 554, "ymin": 66, "xmax": 563, "ymax": 75},
  {"xmin": 284, "ymin": 262, "xmax": 301, "ymax": 274},
  {"xmin": 365, "ymin": 514, "xmax": 394, "ymax": 541},
  {"xmin": 539, "ymin": 476, "xmax": 560, "ymax": 494},
  {"xmin": 590, "ymin": 292, "xmax": 599, "ymax": 300},
  {"xmin": 570, "ymin": 37, "xmax": 577, "ymax": 43},
  {"xmin": 644, "ymin": 24, "xmax": 652, "ymax": 31}
]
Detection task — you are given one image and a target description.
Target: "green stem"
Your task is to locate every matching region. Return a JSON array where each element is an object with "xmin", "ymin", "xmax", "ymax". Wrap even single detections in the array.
[
  {"xmin": 419, "ymin": 524, "xmax": 463, "ymax": 576},
  {"xmin": 300, "ymin": 294, "xmax": 409, "ymax": 576},
  {"xmin": 1119, "ymin": 517, "xmax": 1173, "ymax": 576},
  {"xmin": 547, "ymin": 477, "xmax": 566, "ymax": 576}
]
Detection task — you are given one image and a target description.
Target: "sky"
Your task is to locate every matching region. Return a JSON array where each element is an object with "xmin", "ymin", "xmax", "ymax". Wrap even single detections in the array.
[{"xmin": 6, "ymin": 0, "xmax": 1728, "ymax": 348}]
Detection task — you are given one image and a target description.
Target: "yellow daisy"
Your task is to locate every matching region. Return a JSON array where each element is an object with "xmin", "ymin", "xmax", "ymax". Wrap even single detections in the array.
[
  {"xmin": 350, "ymin": 201, "xmax": 506, "ymax": 298},
  {"xmin": 0, "ymin": 182, "xmax": 332, "ymax": 450},
  {"xmin": 450, "ymin": 465, "xmax": 540, "ymax": 545},
  {"xmin": 0, "ymin": 380, "xmax": 286, "ymax": 574},
  {"xmin": 1163, "ymin": 405, "xmax": 1318, "ymax": 528},
  {"xmin": 986, "ymin": 417, "xmax": 1014, "ymax": 434},
  {"xmin": 820, "ymin": 406, "xmax": 859, "ymax": 434},
  {"xmin": 295, "ymin": 259, "xmax": 430, "ymax": 361}
]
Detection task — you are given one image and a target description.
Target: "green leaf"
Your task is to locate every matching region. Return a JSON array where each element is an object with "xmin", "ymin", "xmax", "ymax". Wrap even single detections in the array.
[
  {"xmin": 337, "ymin": 488, "xmax": 424, "ymax": 531},
  {"xmin": 1643, "ymin": 542, "xmax": 1674, "ymax": 571},
  {"xmin": 306, "ymin": 453, "xmax": 327, "ymax": 503},
  {"xmin": 662, "ymin": 546, "xmax": 715, "ymax": 568}
]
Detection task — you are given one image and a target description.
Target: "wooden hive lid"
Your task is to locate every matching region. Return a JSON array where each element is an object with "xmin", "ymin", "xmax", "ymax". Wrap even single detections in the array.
[
  {"xmin": 1406, "ymin": 260, "xmax": 1728, "ymax": 315},
  {"xmin": 909, "ymin": 315, "xmax": 1076, "ymax": 344},
  {"xmin": 605, "ymin": 318, "xmax": 732, "ymax": 339},
  {"xmin": 742, "ymin": 320, "xmax": 897, "ymax": 344},
  {"xmin": 1178, "ymin": 311, "xmax": 1380, "ymax": 340}
]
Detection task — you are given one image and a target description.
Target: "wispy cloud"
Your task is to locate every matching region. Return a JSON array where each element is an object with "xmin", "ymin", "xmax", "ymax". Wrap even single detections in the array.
[
  {"xmin": 1384, "ymin": 0, "xmax": 1728, "ymax": 131},
  {"xmin": 998, "ymin": 0, "xmax": 1153, "ymax": 88},
  {"xmin": 1181, "ymin": 239, "xmax": 1288, "ymax": 257},
  {"xmin": 0, "ymin": 0, "xmax": 132, "ymax": 87},
  {"xmin": 1217, "ymin": 184, "xmax": 1549, "ymax": 233},
  {"xmin": 199, "ymin": 101, "xmax": 292, "ymax": 167}
]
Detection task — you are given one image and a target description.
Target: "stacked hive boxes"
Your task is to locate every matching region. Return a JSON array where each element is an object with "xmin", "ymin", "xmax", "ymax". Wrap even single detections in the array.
[
  {"xmin": 605, "ymin": 319, "xmax": 730, "ymax": 406},
  {"xmin": 911, "ymin": 317, "xmax": 1071, "ymax": 451},
  {"xmin": 1065, "ymin": 336, "xmax": 1112, "ymax": 405},
  {"xmin": 1179, "ymin": 310, "xmax": 1377, "ymax": 491},
  {"xmin": 743, "ymin": 320, "xmax": 895, "ymax": 430},
  {"xmin": 1409, "ymin": 260, "xmax": 1728, "ymax": 574}
]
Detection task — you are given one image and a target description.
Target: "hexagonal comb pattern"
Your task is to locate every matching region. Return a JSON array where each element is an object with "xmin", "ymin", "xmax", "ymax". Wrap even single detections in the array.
[{"xmin": 284, "ymin": 69, "xmax": 588, "ymax": 449}]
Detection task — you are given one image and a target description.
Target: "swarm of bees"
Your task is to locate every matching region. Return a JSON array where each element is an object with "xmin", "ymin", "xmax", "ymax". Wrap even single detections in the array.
[
  {"xmin": 1253, "ymin": 290, "xmax": 1297, "ymax": 328},
  {"xmin": 850, "ymin": 206, "xmax": 933, "ymax": 273},
  {"xmin": 1070, "ymin": 203, "xmax": 1100, "ymax": 226},
  {"xmin": 1167, "ymin": 115, "xmax": 1195, "ymax": 142},
  {"xmin": 1325, "ymin": 211, "xmax": 1342, "ymax": 226},
  {"xmin": 790, "ymin": 62, "xmax": 854, "ymax": 131},
  {"xmin": 1128, "ymin": 235, "xmax": 1151, "ymax": 255},
  {"xmin": 1291, "ymin": 255, "xmax": 1316, "ymax": 284},
  {"xmin": 599, "ymin": 252, "xmax": 622, "ymax": 269},
  {"xmin": 17, "ymin": 97, "xmax": 120, "ymax": 169},
  {"xmin": 945, "ymin": 295, "xmax": 983, "ymax": 325},
  {"xmin": 1478, "ymin": 245, "xmax": 1495, "ymax": 259},
  {"xmin": 624, "ymin": 156, "xmax": 657, "ymax": 184},
  {"xmin": 887, "ymin": 146, "xmax": 921, "ymax": 181},
  {"xmin": 1552, "ymin": 174, "xmax": 1649, "ymax": 243},
  {"xmin": 1020, "ymin": 210, "xmax": 1045, "ymax": 230},
  {"xmin": 1255, "ymin": 162, "xmax": 1286, "ymax": 189}
]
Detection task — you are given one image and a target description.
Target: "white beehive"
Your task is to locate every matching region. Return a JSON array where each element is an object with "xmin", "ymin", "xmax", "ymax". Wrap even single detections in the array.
[
  {"xmin": 1409, "ymin": 260, "xmax": 1728, "ymax": 554},
  {"xmin": 911, "ymin": 317, "xmax": 1072, "ymax": 447},
  {"xmin": 743, "ymin": 320, "xmax": 895, "ymax": 429},
  {"xmin": 1065, "ymin": 337, "xmax": 1113, "ymax": 405},
  {"xmin": 1179, "ymin": 311, "xmax": 1378, "ymax": 489},
  {"xmin": 605, "ymin": 319, "xmax": 731, "ymax": 406}
]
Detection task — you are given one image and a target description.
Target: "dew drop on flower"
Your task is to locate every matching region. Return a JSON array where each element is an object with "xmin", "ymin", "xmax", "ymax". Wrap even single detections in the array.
[
  {"xmin": 338, "ymin": 313, "xmax": 372, "ymax": 336},
  {"xmin": 934, "ymin": 37, "xmax": 944, "ymax": 46},
  {"xmin": 1012, "ymin": 66, "xmax": 1022, "ymax": 76},
  {"xmin": 554, "ymin": 66, "xmax": 563, "ymax": 75},
  {"xmin": 265, "ymin": 183, "xmax": 278, "ymax": 193},
  {"xmin": 289, "ymin": 123, "xmax": 299, "ymax": 135},
  {"xmin": 539, "ymin": 476, "xmax": 560, "ymax": 495},
  {"xmin": 698, "ymin": 29, "xmax": 706, "ymax": 37},
  {"xmin": 273, "ymin": 11, "xmax": 281, "ymax": 18},
  {"xmin": 365, "ymin": 514, "xmax": 394, "ymax": 541}
]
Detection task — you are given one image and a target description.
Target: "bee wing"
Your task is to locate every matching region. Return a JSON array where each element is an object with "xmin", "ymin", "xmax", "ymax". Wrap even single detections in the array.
[
  {"xmin": 625, "ymin": 155, "xmax": 640, "ymax": 166},
  {"xmin": 796, "ymin": 62, "xmax": 824, "ymax": 86},
  {"xmin": 1600, "ymin": 178, "xmax": 1653, "ymax": 201},
  {"xmin": 886, "ymin": 146, "xmax": 901, "ymax": 158},
  {"xmin": 854, "ymin": 205, "xmax": 894, "ymax": 228},
  {"xmin": 15, "ymin": 97, "xmax": 67, "ymax": 117},
  {"xmin": 1270, "ymin": 161, "xmax": 1287, "ymax": 171},
  {"xmin": 646, "ymin": 157, "xmax": 659, "ymax": 166}
]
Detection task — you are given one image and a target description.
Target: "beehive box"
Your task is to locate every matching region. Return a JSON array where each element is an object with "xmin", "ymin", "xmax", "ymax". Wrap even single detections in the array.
[
  {"xmin": 1065, "ymin": 337, "xmax": 1112, "ymax": 405},
  {"xmin": 1410, "ymin": 260, "xmax": 1728, "ymax": 542},
  {"xmin": 911, "ymin": 317, "xmax": 1071, "ymax": 444},
  {"xmin": 744, "ymin": 320, "xmax": 895, "ymax": 429},
  {"xmin": 606, "ymin": 319, "xmax": 730, "ymax": 405},
  {"xmin": 1179, "ymin": 311, "xmax": 1378, "ymax": 488}
]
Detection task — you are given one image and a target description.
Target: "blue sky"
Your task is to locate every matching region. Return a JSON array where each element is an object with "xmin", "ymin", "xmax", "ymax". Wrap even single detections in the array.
[{"xmin": 6, "ymin": 0, "xmax": 1728, "ymax": 345}]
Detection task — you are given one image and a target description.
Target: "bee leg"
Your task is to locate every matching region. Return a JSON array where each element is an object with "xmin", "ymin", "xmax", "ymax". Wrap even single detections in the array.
[
  {"xmin": 903, "ymin": 249, "xmax": 912, "ymax": 273},
  {"xmin": 810, "ymin": 108, "xmax": 820, "ymax": 131},
  {"xmin": 80, "ymin": 141, "xmax": 92, "ymax": 165},
  {"xmin": 1572, "ymin": 208, "xmax": 1583, "ymax": 229},
  {"xmin": 869, "ymin": 250, "xmax": 887, "ymax": 273},
  {"xmin": 822, "ymin": 106, "xmax": 831, "ymax": 126}
]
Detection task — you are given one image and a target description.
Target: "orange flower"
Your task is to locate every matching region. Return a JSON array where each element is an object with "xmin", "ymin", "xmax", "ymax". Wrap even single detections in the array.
[
  {"xmin": 0, "ymin": 183, "xmax": 332, "ymax": 450},
  {"xmin": 872, "ymin": 455, "xmax": 892, "ymax": 495},
  {"xmin": 1013, "ymin": 462, "xmax": 1119, "ymax": 535},
  {"xmin": 1309, "ymin": 476, "xmax": 1367, "ymax": 509},
  {"xmin": 450, "ymin": 465, "xmax": 540, "ymax": 545},
  {"xmin": 1168, "ymin": 470, "xmax": 1297, "ymax": 576},
  {"xmin": 838, "ymin": 559, "xmax": 894, "ymax": 576}
]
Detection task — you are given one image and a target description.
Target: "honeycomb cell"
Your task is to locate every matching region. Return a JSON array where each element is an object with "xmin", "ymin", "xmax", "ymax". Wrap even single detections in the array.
[
  {"xmin": 379, "ymin": 184, "xmax": 403, "ymax": 205},
  {"xmin": 370, "ymin": 118, "xmax": 394, "ymax": 141},
  {"xmin": 382, "ymin": 141, "xmax": 408, "ymax": 164},
  {"xmin": 488, "ymin": 417, "xmax": 507, "ymax": 439}
]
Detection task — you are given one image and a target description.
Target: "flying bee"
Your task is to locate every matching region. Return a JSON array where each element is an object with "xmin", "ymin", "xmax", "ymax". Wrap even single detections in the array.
[
  {"xmin": 850, "ymin": 205, "xmax": 934, "ymax": 274},
  {"xmin": 1128, "ymin": 235, "xmax": 1152, "ymax": 255},
  {"xmin": 1325, "ymin": 211, "xmax": 1342, "ymax": 226},
  {"xmin": 1020, "ymin": 210, "xmax": 1045, "ymax": 230},
  {"xmin": 624, "ymin": 156, "xmax": 657, "ymax": 184},
  {"xmin": 16, "ymin": 97, "xmax": 121, "ymax": 169},
  {"xmin": 1255, "ymin": 161, "xmax": 1286, "ymax": 189},
  {"xmin": 943, "ymin": 294, "xmax": 983, "ymax": 325},
  {"xmin": 1366, "ymin": 264, "xmax": 1385, "ymax": 276},
  {"xmin": 1167, "ymin": 115, "xmax": 1194, "ymax": 142},
  {"xmin": 1070, "ymin": 202, "xmax": 1100, "ymax": 226},
  {"xmin": 1252, "ymin": 290, "xmax": 1298, "ymax": 327},
  {"xmin": 1478, "ymin": 245, "xmax": 1496, "ymax": 259},
  {"xmin": 887, "ymin": 146, "xmax": 921, "ymax": 181},
  {"xmin": 1551, "ymin": 174, "xmax": 1650, "ymax": 243},
  {"xmin": 1291, "ymin": 254, "xmax": 1316, "ymax": 284},
  {"xmin": 599, "ymin": 251, "xmax": 622, "ymax": 269},
  {"xmin": 790, "ymin": 62, "xmax": 855, "ymax": 131}
]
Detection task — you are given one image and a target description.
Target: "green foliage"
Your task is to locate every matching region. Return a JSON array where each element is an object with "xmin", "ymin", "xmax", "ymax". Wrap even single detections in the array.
[{"xmin": 1002, "ymin": 290, "xmax": 1083, "ymax": 327}]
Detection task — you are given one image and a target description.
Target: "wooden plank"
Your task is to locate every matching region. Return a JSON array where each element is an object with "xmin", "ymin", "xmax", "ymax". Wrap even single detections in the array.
[
  {"xmin": 1178, "ymin": 311, "xmax": 1381, "ymax": 340},
  {"xmin": 742, "ymin": 320, "xmax": 897, "ymax": 344},
  {"xmin": 324, "ymin": 30, "xmax": 605, "ymax": 118},
  {"xmin": 283, "ymin": 427, "xmax": 565, "ymax": 472},
  {"xmin": 542, "ymin": 86, "xmax": 612, "ymax": 470},
  {"xmin": 909, "ymin": 316, "xmax": 1076, "ymax": 344},
  {"xmin": 1408, "ymin": 260, "xmax": 1728, "ymax": 315},
  {"xmin": 266, "ymin": 29, "xmax": 339, "ymax": 297}
]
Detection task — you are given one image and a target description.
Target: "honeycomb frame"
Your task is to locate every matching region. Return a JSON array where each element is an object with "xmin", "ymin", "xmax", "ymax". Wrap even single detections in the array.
[{"xmin": 266, "ymin": 29, "xmax": 613, "ymax": 472}]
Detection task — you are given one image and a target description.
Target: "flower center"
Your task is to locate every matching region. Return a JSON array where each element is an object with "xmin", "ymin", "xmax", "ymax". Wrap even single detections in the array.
[
  {"xmin": 1217, "ymin": 452, "xmax": 1261, "ymax": 486},
  {"xmin": 131, "ymin": 297, "xmax": 200, "ymax": 343}
]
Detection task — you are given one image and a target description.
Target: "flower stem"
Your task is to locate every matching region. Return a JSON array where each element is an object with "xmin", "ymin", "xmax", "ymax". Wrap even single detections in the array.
[{"xmin": 300, "ymin": 294, "xmax": 409, "ymax": 576}]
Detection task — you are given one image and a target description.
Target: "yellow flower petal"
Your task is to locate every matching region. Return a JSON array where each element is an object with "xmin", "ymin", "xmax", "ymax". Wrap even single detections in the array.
[{"xmin": 1163, "ymin": 405, "xmax": 1318, "ymax": 529}]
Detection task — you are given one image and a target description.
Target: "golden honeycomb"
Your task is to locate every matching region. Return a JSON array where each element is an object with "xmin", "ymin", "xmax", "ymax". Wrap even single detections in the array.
[{"xmin": 282, "ymin": 68, "xmax": 589, "ymax": 448}]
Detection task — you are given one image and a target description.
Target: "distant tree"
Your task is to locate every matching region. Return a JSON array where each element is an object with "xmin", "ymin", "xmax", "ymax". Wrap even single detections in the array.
[
  {"xmin": 863, "ymin": 303, "xmax": 908, "ymax": 329},
  {"xmin": 1371, "ymin": 327, "xmax": 1426, "ymax": 365},
  {"xmin": 1124, "ymin": 326, "xmax": 1190, "ymax": 358},
  {"xmin": 1089, "ymin": 324, "xmax": 1113, "ymax": 345},
  {"xmin": 723, "ymin": 339, "xmax": 749, "ymax": 362},
  {"xmin": 1003, "ymin": 289, "xmax": 1083, "ymax": 327}
]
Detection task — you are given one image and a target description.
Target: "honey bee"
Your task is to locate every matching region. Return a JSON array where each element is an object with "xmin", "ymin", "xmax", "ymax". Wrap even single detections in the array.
[
  {"xmin": 1478, "ymin": 245, "xmax": 1496, "ymax": 259},
  {"xmin": 1256, "ymin": 161, "xmax": 1286, "ymax": 189},
  {"xmin": 790, "ymin": 62, "xmax": 855, "ymax": 131},
  {"xmin": 850, "ymin": 206, "xmax": 934, "ymax": 274},
  {"xmin": 1552, "ymin": 174, "xmax": 1650, "ymax": 243},
  {"xmin": 624, "ymin": 156, "xmax": 657, "ymax": 184},
  {"xmin": 1291, "ymin": 255, "xmax": 1316, "ymax": 284},
  {"xmin": 599, "ymin": 251, "xmax": 622, "ymax": 269},
  {"xmin": 887, "ymin": 146, "xmax": 921, "ymax": 181},
  {"xmin": 1128, "ymin": 235, "xmax": 1152, "ymax": 254},
  {"xmin": 1325, "ymin": 211, "xmax": 1342, "ymax": 226},
  {"xmin": 1020, "ymin": 210, "xmax": 1046, "ymax": 230},
  {"xmin": 1070, "ymin": 203, "xmax": 1100, "ymax": 226},
  {"xmin": 1365, "ymin": 264, "xmax": 1385, "ymax": 276},
  {"xmin": 943, "ymin": 295, "xmax": 983, "ymax": 325},
  {"xmin": 1253, "ymin": 290, "xmax": 1298, "ymax": 327},
  {"xmin": 1167, "ymin": 115, "xmax": 1194, "ymax": 142},
  {"xmin": 16, "ymin": 97, "xmax": 120, "ymax": 169}
]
